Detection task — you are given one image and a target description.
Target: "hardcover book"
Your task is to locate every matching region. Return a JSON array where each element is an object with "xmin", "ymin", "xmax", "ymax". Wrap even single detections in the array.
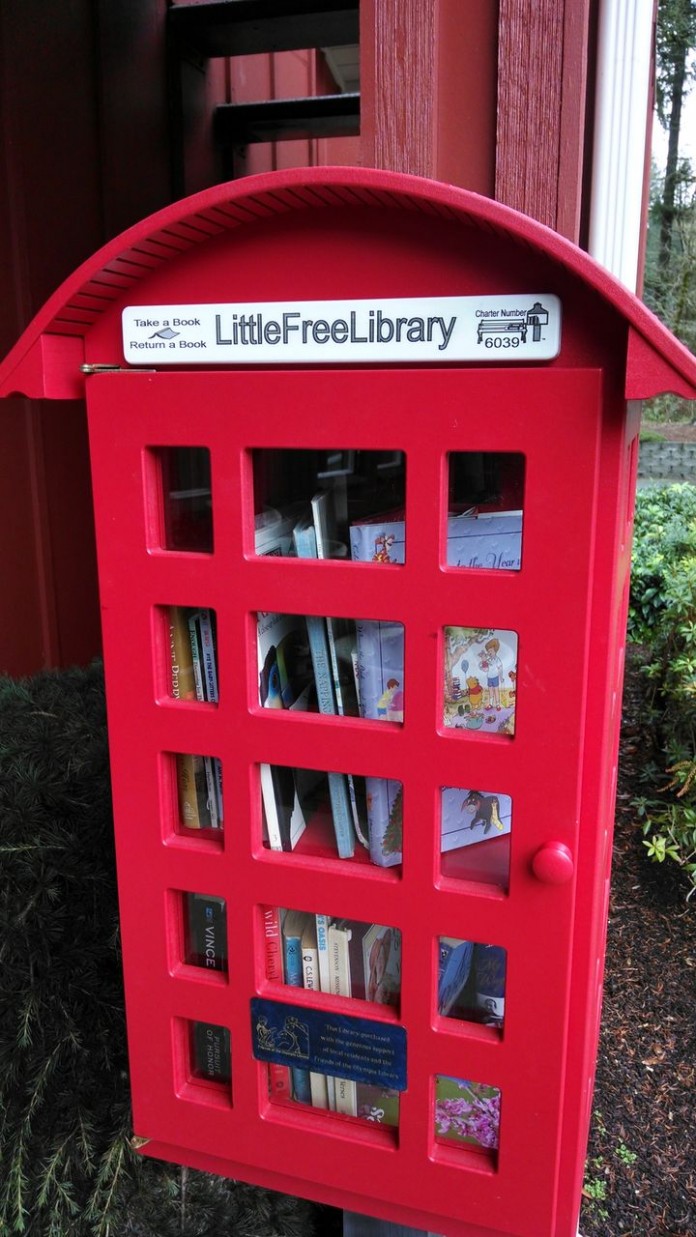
[
  {"xmin": 443, "ymin": 626, "xmax": 518, "ymax": 735},
  {"xmin": 440, "ymin": 788, "xmax": 512, "ymax": 852}
]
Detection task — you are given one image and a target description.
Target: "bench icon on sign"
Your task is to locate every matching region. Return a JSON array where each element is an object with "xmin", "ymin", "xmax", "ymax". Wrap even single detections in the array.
[{"xmin": 477, "ymin": 301, "xmax": 550, "ymax": 348}]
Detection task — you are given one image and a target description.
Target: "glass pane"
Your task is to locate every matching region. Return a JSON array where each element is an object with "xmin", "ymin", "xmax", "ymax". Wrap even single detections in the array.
[
  {"xmin": 157, "ymin": 447, "xmax": 213, "ymax": 552},
  {"xmin": 262, "ymin": 907, "xmax": 402, "ymax": 1013},
  {"xmin": 440, "ymin": 787, "xmax": 512, "ymax": 890},
  {"xmin": 256, "ymin": 610, "xmax": 404, "ymax": 724},
  {"xmin": 252, "ymin": 448, "xmax": 406, "ymax": 561},
  {"xmin": 443, "ymin": 627, "xmax": 518, "ymax": 735},
  {"xmin": 437, "ymin": 938, "xmax": 506, "ymax": 1030},
  {"xmin": 266, "ymin": 1062, "xmax": 400, "ymax": 1129},
  {"xmin": 190, "ymin": 1020, "xmax": 231, "ymax": 1084},
  {"xmin": 184, "ymin": 893, "xmax": 227, "ymax": 973},
  {"xmin": 260, "ymin": 764, "xmax": 401, "ymax": 871},
  {"xmin": 175, "ymin": 753, "xmax": 223, "ymax": 831},
  {"xmin": 167, "ymin": 606, "xmax": 219, "ymax": 704},
  {"xmin": 447, "ymin": 452, "xmax": 524, "ymax": 571},
  {"xmin": 434, "ymin": 1077, "xmax": 501, "ymax": 1153}
]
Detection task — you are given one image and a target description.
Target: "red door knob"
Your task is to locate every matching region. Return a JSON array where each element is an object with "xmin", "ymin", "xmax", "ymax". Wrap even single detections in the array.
[{"xmin": 531, "ymin": 842, "xmax": 574, "ymax": 885}]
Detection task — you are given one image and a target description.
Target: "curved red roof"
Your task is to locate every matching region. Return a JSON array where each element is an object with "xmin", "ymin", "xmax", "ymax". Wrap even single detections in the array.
[{"xmin": 1, "ymin": 166, "xmax": 695, "ymax": 401}]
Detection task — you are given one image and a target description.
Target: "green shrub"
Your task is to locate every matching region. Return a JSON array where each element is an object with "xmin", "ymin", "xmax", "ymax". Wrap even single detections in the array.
[
  {"xmin": 0, "ymin": 663, "xmax": 323, "ymax": 1236},
  {"xmin": 629, "ymin": 484, "xmax": 696, "ymax": 898}
]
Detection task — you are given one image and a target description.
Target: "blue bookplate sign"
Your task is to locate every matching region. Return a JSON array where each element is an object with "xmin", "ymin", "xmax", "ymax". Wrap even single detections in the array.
[{"xmin": 251, "ymin": 998, "xmax": 407, "ymax": 1090}]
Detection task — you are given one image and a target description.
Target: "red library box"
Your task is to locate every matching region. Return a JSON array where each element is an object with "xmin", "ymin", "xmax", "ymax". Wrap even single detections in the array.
[{"xmin": 2, "ymin": 169, "xmax": 695, "ymax": 1237}]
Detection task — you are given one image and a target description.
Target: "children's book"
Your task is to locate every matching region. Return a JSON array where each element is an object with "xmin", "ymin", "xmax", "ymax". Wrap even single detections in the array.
[
  {"xmin": 348, "ymin": 510, "xmax": 522, "ymax": 571},
  {"xmin": 443, "ymin": 627, "xmax": 518, "ymax": 735},
  {"xmin": 438, "ymin": 937, "xmax": 474, "ymax": 1017},
  {"xmin": 440, "ymin": 789, "xmax": 512, "ymax": 853},
  {"xmin": 292, "ymin": 515, "xmax": 356, "ymax": 859}
]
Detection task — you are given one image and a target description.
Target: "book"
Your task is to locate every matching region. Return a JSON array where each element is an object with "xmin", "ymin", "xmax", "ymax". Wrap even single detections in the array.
[
  {"xmin": 315, "ymin": 912, "xmax": 336, "ymax": 1110},
  {"xmin": 353, "ymin": 922, "xmax": 402, "ymax": 1008},
  {"xmin": 191, "ymin": 1021, "xmax": 231, "ymax": 1083},
  {"xmin": 327, "ymin": 919, "xmax": 357, "ymax": 1116},
  {"xmin": 257, "ymin": 608, "xmax": 314, "ymax": 711},
  {"xmin": 437, "ymin": 937, "xmax": 474, "ymax": 1017},
  {"xmin": 176, "ymin": 752, "xmax": 203, "ymax": 829},
  {"xmin": 262, "ymin": 906, "xmax": 291, "ymax": 1099},
  {"xmin": 440, "ymin": 789, "xmax": 512, "ymax": 853},
  {"xmin": 186, "ymin": 893, "xmax": 228, "ymax": 972},
  {"xmin": 292, "ymin": 514, "xmax": 356, "ymax": 859},
  {"xmin": 443, "ymin": 626, "xmax": 518, "ymax": 735},
  {"xmin": 348, "ymin": 509, "xmax": 522, "ymax": 571},
  {"xmin": 260, "ymin": 762, "xmax": 306, "ymax": 852},
  {"xmin": 472, "ymin": 943, "xmax": 506, "ymax": 1028},
  {"xmin": 169, "ymin": 605, "xmax": 197, "ymax": 701},
  {"xmin": 281, "ymin": 910, "xmax": 313, "ymax": 1105},
  {"xmin": 301, "ymin": 918, "xmax": 329, "ymax": 1110},
  {"xmin": 186, "ymin": 610, "xmax": 221, "ymax": 829}
]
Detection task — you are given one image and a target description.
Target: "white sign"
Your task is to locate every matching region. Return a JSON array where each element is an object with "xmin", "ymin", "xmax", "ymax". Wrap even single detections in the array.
[{"xmin": 121, "ymin": 294, "xmax": 561, "ymax": 365}]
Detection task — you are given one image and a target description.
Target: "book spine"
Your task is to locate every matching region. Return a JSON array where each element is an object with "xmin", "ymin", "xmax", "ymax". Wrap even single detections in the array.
[
  {"xmin": 176, "ymin": 753, "xmax": 202, "ymax": 828},
  {"xmin": 188, "ymin": 612, "xmax": 205, "ymax": 702},
  {"xmin": 191, "ymin": 1021, "xmax": 231, "ymax": 1083},
  {"xmin": 202, "ymin": 756, "xmax": 219, "ymax": 828},
  {"xmin": 282, "ymin": 927, "xmax": 312, "ymax": 1105},
  {"xmin": 187, "ymin": 894, "xmax": 227, "ymax": 972},
  {"xmin": 315, "ymin": 913, "xmax": 336, "ymax": 1110},
  {"xmin": 262, "ymin": 907, "xmax": 291, "ymax": 1099},
  {"xmin": 304, "ymin": 614, "xmax": 337, "ymax": 714},
  {"xmin": 301, "ymin": 936, "xmax": 329, "ymax": 1110},
  {"xmin": 365, "ymin": 776, "xmax": 402, "ymax": 867},
  {"xmin": 199, "ymin": 608, "xmax": 219, "ymax": 702},
  {"xmin": 169, "ymin": 606, "xmax": 196, "ymax": 701},
  {"xmin": 326, "ymin": 771, "xmax": 355, "ymax": 859}
]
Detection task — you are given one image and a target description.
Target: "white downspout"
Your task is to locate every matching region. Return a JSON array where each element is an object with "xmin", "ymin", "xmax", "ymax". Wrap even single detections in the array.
[{"xmin": 588, "ymin": 0, "xmax": 655, "ymax": 290}]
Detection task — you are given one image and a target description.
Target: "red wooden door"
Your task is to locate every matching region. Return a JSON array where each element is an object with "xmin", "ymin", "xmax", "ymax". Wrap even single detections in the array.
[{"xmin": 86, "ymin": 363, "xmax": 601, "ymax": 1237}]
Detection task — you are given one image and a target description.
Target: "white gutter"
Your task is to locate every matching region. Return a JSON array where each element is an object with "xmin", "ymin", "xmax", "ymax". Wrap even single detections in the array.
[{"xmin": 588, "ymin": 0, "xmax": 655, "ymax": 290}]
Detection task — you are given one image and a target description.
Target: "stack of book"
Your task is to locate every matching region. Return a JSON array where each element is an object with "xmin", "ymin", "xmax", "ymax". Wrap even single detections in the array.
[
  {"xmin": 168, "ymin": 605, "xmax": 223, "ymax": 830},
  {"xmin": 264, "ymin": 906, "xmax": 401, "ymax": 1123}
]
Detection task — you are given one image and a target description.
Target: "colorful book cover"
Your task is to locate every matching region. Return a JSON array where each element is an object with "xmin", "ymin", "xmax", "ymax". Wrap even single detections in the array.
[
  {"xmin": 434, "ymin": 1076, "xmax": 501, "ymax": 1151},
  {"xmin": 443, "ymin": 626, "xmax": 517, "ymax": 735},
  {"xmin": 437, "ymin": 937, "xmax": 474, "ymax": 1017},
  {"xmin": 348, "ymin": 510, "xmax": 522, "ymax": 571},
  {"xmin": 440, "ymin": 789, "xmax": 512, "ymax": 853},
  {"xmin": 186, "ymin": 893, "xmax": 227, "ymax": 973}
]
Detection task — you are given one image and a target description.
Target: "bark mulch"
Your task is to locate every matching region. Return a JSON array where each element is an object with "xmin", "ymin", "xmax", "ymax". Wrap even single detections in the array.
[{"xmin": 580, "ymin": 651, "xmax": 695, "ymax": 1237}]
